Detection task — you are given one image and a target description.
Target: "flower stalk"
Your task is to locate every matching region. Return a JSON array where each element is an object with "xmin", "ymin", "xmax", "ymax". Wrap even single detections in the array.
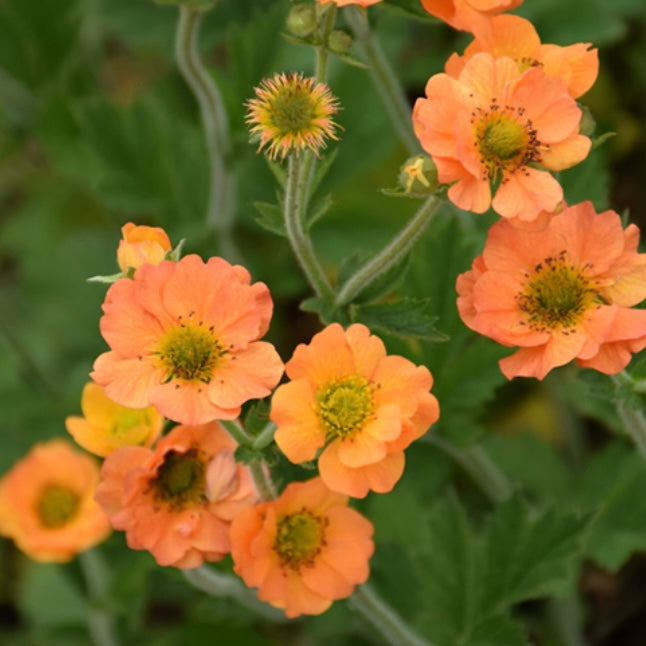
[
  {"xmin": 335, "ymin": 194, "xmax": 442, "ymax": 307},
  {"xmin": 175, "ymin": 5, "xmax": 238, "ymax": 261},
  {"xmin": 345, "ymin": 7, "xmax": 420, "ymax": 155}
]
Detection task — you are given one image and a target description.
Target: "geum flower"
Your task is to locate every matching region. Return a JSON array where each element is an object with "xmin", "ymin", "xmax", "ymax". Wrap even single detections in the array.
[
  {"xmin": 95, "ymin": 422, "xmax": 257, "ymax": 569},
  {"xmin": 230, "ymin": 477, "xmax": 374, "ymax": 618},
  {"xmin": 271, "ymin": 323, "xmax": 439, "ymax": 498},
  {"xmin": 91, "ymin": 254, "xmax": 284, "ymax": 425},
  {"xmin": 66, "ymin": 382, "xmax": 163, "ymax": 457},
  {"xmin": 420, "ymin": 0, "xmax": 523, "ymax": 33},
  {"xmin": 0, "ymin": 440, "xmax": 110, "ymax": 562},
  {"xmin": 456, "ymin": 201, "xmax": 646, "ymax": 380},
  {"xmin": 246, "ymin": 72, "xmax": 340, "ymax": 160},
  {"xmin": 413, "ymin": 53, "xmax": 591, "ymax": 222},
  {"xmin": 445, "ymin": 14, "xmax": 599, "ymax": 99}
]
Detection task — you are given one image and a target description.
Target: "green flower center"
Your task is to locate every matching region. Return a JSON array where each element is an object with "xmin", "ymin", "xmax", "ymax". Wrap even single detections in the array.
[
  {"xmin": 481, "ymin": 115, "xmax": 526, "ymax": 162},
  {"xmin": 36, "ymin": 485, "xmax": 80, "ymax": 529},
  {"xmin": 271, "ymin": 87, "xmax": 317, "ymax": 136},
  {"xmin": 112, "ymin": 409, "xmax": 152, "ymax": 438},
  {"xmin": 158, "ymin": 323, "xmax": 224, "ymax": 383},
  {"xmin": 317, "ymin": 374, "xmax": 375, "ymax": 440},
  {"xmin": 273, "ymin": 510, "xmax": 327, "ymax": 570},
  {"xmin": 516, "ymin": 252, "xmax": 599, "ymax": 332},
  {"xmin": 153, "ymin": 449, "xmax": 206, "ymax": 508}
]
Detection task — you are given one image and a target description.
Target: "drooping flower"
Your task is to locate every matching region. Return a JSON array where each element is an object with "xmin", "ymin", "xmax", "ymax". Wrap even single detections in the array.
[
  {"xmin": 445, "ymin": 14, "xmax": 598, "ymax": 99},
  {"xmin": 456, "ymin": 201, "xmax": 646, "ymax": 379},
  {"xmin": 271, "ymin": 323, "xmax": 439, "ymax": 498},
  {"xmin": 413, "ymin": 52, "xmax": 591, "ymax": 221},
  {"xmin": 420, "ymin": 0, "xmax": 523, "ymax": 33},
  {"xmin": 117, "ymin": 222, "xmax": 172, "ymax": 274},
  {"xmin": 65, "ymin": 382, "xmax": 164, "ymax": 457},
  {"xmin": 95, "ymin": 422, "xmax": 257, "ymax": 569},
  {"xmin": 246, "ymin": 72, "xmax": 340, "ymax": 160},
  {"xmin": 0, "ymin": 440, "xmax": 111, "ymax": 562},
  {"xmin": 91, "ymin": 254, "xmax": 284, "ymax": 425},
  {"xmin": 230, "ymin": 477, "xmax": 374, "ymax": 618}
]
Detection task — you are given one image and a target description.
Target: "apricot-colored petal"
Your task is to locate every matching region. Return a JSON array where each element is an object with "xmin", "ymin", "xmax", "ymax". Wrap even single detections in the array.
[
  {"xmin": 335, "ymin": 411, "xmax": 397, "ymax": 469},
  {"xmin": 345, "ymin": 324, "xmax": 387, "ymax": 379},
  {"xmin": 493, "ymin": 168, "xmax": 563, "ymax": 220},
  {"xmin": 301, "ymin": 558, "xmax": 354, "ymax": 600},
  {"xmin": 540, "ymin": 135, "xmax": 591, "ymax": 171},
  {"xmin": 448, "ymin": 173, "xmax": 492, "ymax": 214}
]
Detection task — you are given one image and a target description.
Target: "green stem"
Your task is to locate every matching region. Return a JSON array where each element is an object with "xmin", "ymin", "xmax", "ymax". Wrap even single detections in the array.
[
  {"xmin": 219, "ymin": 418, "xmax": 253, "ymax": 447},
  {"xmin": 252, "ymin": 422, "xmax": 277, "ymax": 451},
  {"xmin": 345, "ymin": 7, "xmax": 420, "ymax": 155},
  {"xmin": 79, "ymin": 550, "xmax": 120, "ymax": 646},
  {"xmin": 350, "ymin": 583, "xmax": 432, "ymax": 646},
  {"xmin": 249, "ymin": 459, "xmax": 277, "ymax": 501},
  {"xmin": 284, "ymin": 153, "xmax": 336, "ymax": 301},
  {"xmin": 184, "ymin": 566, "xmax": 287, "ymax": 622},
  {"xmin": 175, "ymin": 5, "xmax": 239, "ymax": 261},
  {"xmin": 335, "ymin": 195, "xmax": 441, "ymax": 307},
  {"xmin": 425, "ymin": 434, "xmax": 512, "ymax": 504},
  {"xmin": 610, "ymin": 373, "xmax": 646, "ymax": 460}
]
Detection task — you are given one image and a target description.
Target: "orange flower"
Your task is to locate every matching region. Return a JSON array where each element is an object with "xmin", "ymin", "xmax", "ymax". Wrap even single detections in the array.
[
  {"xmin": 271, "ymin": 323, "xmax": 439, "ymax": 498},
  {"xmin": 91, "ymin": 254, "xmax": 284, "ymax": 425},
  {"xmin": 0, "ymin": 440, "xmax": 110, "ymax": 562},
  {"xmin": 95, "ymin": 422, "xmax": 258, "ymax": 569},
  {"xmin": 318, "ymin": 0, "xmax": 382, "ymax": 5},
  {"xmin": 65, "ymin": 382, "xmax": 164, "ymax": 457},
  {"xmin": 117, "ymin": 222, "xmax": 172, "ymax": 274},
  {"xmin": 445, "ymin": 15, "xmax": 598, "ymax": 99},
  {"xmin": 456, "ymin": 202, "xmax": 646, "ymax": 379},
  {"xmin": 413, "ymin": 52, "xmax": 590, "ymax": 221},
  {"xmin": 230, "ymin": 477, "xmax": 374, "ymax": 618},
  {"xmin": 420, "ymin": 0, "xmax": 523, "ymax": 32}
]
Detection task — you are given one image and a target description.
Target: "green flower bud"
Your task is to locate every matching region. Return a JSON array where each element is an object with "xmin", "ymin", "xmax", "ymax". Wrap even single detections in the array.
[
  {"xmin": 286, "ymin": 4, "xmax": 318, "ymax": 38},
  {"xmin": 579, "ymin": 104, "xmax": 596, "ymax": 138},
  {"xmin": 398, "ymin": 155, "xmax": 438, "ymax": 195},
  {"xmin": 327, "ymin": 30, "xmax": 353, "ymax": 55}
]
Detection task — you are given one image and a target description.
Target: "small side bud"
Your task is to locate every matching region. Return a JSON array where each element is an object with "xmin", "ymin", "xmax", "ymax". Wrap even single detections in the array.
[
  {"xmin": 579, "ymin": 104, "xmax": 596, "ymax": 138},
  {"xmin": 327, "ymin": 30, "xmax": 353, "ymax": 55},
  {"xmin": 286, "ymin": 4, "xmax": 318, "ymax": 38},
  {"xmin": 398, "ymin": 155, "xmax": 438, "ymax": 195}
]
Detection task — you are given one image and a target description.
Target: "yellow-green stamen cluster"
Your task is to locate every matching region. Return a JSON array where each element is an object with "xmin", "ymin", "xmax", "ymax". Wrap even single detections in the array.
[
  {"xmin": 246, "ymin": 72, "xmax": 340, "ymax": 160},
  {"xmin": 153, "ymin": 449, "xmax": 206, "ymax": 509},
  {"xmin": 157, "ymin": 319, "xmax": 225, "ymax": 383},
  {"xmin": 36, "ymin": 485, "xmax": 80, "ymax": 528},
  {"xmin": 516, "ymin": 251, "xmax": 599, "ymax": 333},
  {"xmin": 273, "ymin": 509, "xmax": 327, "ymax": 570},
  {"xmin": 317, "ymin": 374, "xmax": 375, "ymax": 440}
]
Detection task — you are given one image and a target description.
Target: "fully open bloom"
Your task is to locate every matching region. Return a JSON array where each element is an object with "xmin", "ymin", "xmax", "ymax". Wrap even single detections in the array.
[
  {"xmin": 457, "ymin": 202, "xmax": 646, "ymax": 379},
  {"xmin": 91, "ymin": 254, "xmax": 284, "ymax": 425},
  {"xmin": 246, "ymin": 72, "xmax": 340, "ymax": 160},
  {"xmin": 420, "ymin": 0, "xmax": 523, "ymax": 32},
  {"xmin": 95, "ymin": 422, "xmax": 257, "ymax": 569},
  {"xmin": 271, "ymin": 323, "xmax": 439, "ymax": 498},
  {"xmin": 413, "ymin": 52, "xmax": 590, "ymax": 221},
  {"xmin": 65, "ymin": 382, "xmax": 164, "ymax": 457},
  {"xmin": 445, "ymin": 14, "xmax": 598, "ymax": 99},
  {"xmin": 117, "ymin": 222, "xmax": 172, "ymax": 274},
  {"xmin": 230, "ymin": 477, "xmax": 373, "ymax": 618},
  {"xmin": 0, "ymin": 440, "xmax": 110, "ymax": 562}
]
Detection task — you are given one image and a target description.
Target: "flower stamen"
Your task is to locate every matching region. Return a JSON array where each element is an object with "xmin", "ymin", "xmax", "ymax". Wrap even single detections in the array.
[
  {"xmin": 273, "ymin": 509, "xmax": 328, "ymax": 571},
  {"xmin": 36, "ymin": 485, "xmax": 80, "ymax": 529}
]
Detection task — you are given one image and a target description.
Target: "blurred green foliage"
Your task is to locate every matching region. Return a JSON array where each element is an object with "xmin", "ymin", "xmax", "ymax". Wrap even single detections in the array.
[{"xmin": 2, "ymin": 0, "xmax": 646, "ymax": 644}]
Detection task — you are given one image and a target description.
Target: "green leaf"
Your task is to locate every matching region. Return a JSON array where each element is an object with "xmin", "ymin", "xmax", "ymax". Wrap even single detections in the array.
[
  {"xmin": 242, "ymin": 399, "xmax": 271, "ymax": 437},
  {"xmin": 305, "ymin": 193, "xmax": 334, "ymax": 231},
  {"xmin": 299, "ymin": 297, "xmax": 342, "ymax": 325},
  {"xmin": 350, "ymin": 298, "xmax": 448, "ymax": 341},
  {"xmin": 308, "ymin": 149, "xmax": 339, "ymax": 197},
  {"xmin": 253, "ymin": 201, "xmax": 286, "ymax": 237}
]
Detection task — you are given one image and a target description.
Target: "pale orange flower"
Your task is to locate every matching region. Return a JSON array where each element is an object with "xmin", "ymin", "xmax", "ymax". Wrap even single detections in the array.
[
  {"xmin": 230, "ymin": 477, "xmax": 374, "ymax": 618},
  {"xmin": 420, "ymin": 0, "xmax": 523, "ymax": 32},
  {"xmin": 91, "ymin": 254, "xmax": 284, "ymax": 425},
  {"xmin": 413, "ymin": 53, "xmax": 590, "ymax": 221},
  {"xmin": 117, "ymin": 222, "xmax": 172, "ymax": 274},
  {"xmin": 271, "ymin": 323, "xmax": 439, "ymax": 498},
  {"xmin": 456, "ymin": 202, "xmax": 646, "ymax": 379},
  {"xmin": 318, "ymin": 0, "xmax": 381, "ymax": 6},
  {"xmin": 95, "ymin": 422, "xmax": 257, "ymax": 569},
  {"xmin": 445, "ymin": 14, "xmax": 598, "ymax": 99},
  {"xmin": 0, "ymin": 440, "xmax": 110, "ymax": 562},
  {"xmin": 66, "ymin": 382, "xmax": 164, "ymax": 457}
]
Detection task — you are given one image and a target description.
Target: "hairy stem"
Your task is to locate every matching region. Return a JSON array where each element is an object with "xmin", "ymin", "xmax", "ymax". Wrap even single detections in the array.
[
  {"xmin": 175, "ymin": 5, "xmax": 238, "ymax": 261},
  {"xmin": 345, "ymin": 7, "xmax": 420, "ymax": 155},
  {"xmin": 350, "ymin": 583, "xmax": 433, "ymax": 646},
  {"xmin": 335, "ymin": 195, "xmax": 441, "ymax": 307}
]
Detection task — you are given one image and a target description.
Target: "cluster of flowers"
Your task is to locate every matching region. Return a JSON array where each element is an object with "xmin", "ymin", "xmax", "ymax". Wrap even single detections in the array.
[{"xmin": 1, "ymin": 0, "xmax": 645, "ymax": 623}]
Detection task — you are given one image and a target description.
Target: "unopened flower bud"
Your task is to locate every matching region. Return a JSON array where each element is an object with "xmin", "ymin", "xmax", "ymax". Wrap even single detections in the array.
[
  {"xmin": 327, "ymin": 30, "xmax": 353, "ymax": 54},
  {"xmin": 286, "ymin": 4, "xmax": 318, "ymax": 38},
  {"xmin": 579, "ymin": 104, "xmax": 596, "ymax": 138},
  {"xmin": 398, "ymin": 155, "xmax": 438, "ymax": 194},
  {"xmin": 117, "ymin": 223, "xmax": 172, "ymax": 274}
]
